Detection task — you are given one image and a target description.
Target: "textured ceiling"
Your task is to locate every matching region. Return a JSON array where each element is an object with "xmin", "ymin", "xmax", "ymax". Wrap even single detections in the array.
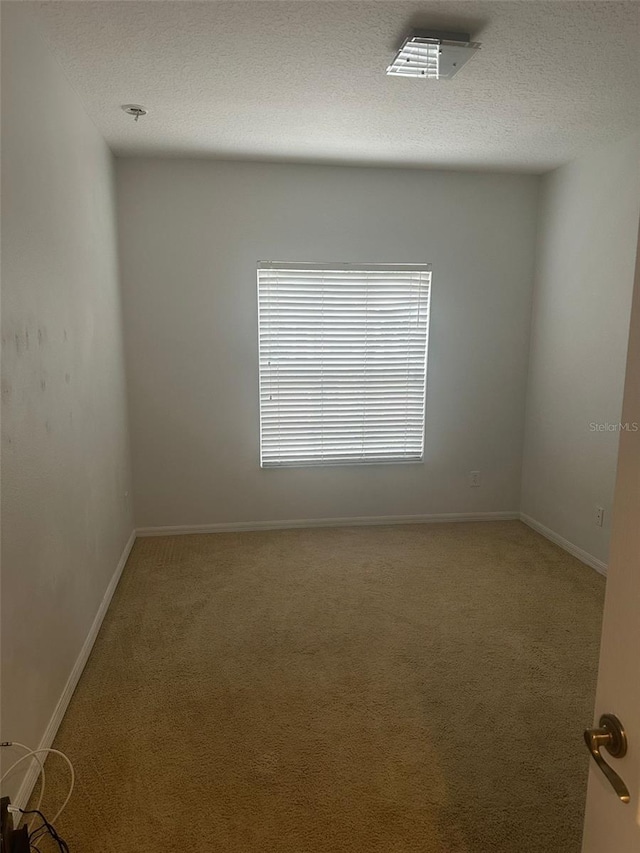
[{"xmin": 31, "ymin": 0, "xmax": 640, "ymax": 172}]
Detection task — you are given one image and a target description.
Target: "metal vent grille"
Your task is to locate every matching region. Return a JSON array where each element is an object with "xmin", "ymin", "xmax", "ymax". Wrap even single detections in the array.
[
  {"xmin": 387, "ymin": 31, "xmax": 480, "ymax": 80},
  {"xmin": 386, "ymin": 37, "xmax": 440, "ymax": 79}
]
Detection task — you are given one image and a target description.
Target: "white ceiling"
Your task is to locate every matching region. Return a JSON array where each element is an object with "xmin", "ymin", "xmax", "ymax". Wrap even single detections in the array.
[{"xmin": 32, "ymin": 0, "xmax": 640, "ymax": 173}]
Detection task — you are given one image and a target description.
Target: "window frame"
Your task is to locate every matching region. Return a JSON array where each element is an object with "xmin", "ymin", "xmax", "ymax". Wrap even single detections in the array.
[{"xmin": 256, "ymin": 261, "xmax": 432, "ymax": 469}]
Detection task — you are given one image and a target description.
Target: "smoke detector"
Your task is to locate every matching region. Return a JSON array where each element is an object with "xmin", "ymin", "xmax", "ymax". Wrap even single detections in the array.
[
  {"xmin": 387, "ymin": 30, "xmax": 480, "ymax": 80},
  {"xmin": 122, "ymin": 104, "xmax": 148, "ymax": 122}
]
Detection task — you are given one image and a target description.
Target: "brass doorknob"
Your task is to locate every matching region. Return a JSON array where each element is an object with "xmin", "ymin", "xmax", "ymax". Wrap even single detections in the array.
[{"xmin": 584, "ymin": 714, "xmax": 630, "ymax": 803}]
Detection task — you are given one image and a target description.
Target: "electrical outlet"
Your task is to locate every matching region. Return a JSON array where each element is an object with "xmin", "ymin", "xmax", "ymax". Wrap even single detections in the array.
[
  {"xmin": 595, "ymin": 506, "xmax": 604, "ymax": 527},
  {"xmin": 470, "ymin": 470, "xmax": 481, "ymax": 487}
]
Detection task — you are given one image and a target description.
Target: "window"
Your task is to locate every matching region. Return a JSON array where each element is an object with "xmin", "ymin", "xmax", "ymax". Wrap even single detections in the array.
[{"xmin": 257, "ymin": 262, "xmax": 431, "ymax": 467}]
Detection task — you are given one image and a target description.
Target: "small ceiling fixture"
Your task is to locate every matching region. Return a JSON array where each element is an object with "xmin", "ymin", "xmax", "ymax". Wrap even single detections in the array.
[
  {"xmin": 122, "ymin": 104, "xmax": 148, "ymax": 122},
  {"xmin": 386, "ymin": 30, "xmax": 480, "ymax": 80}
]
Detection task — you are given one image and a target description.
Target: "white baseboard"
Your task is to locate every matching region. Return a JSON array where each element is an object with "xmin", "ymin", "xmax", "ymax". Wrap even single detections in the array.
[
  {"xmin": 520, "ymin": 513, "xmax": 607, "ymax": 576},
  {"xmin": 13, "ymin": 529, "xmax": 137, "ymax": 815},
  {"xmin": 136, "ymin": 511, "xmax": 520, "ymax": 537}
]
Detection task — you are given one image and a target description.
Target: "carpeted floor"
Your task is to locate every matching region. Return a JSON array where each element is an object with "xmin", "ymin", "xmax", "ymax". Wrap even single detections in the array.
[{"xmin": 31, "ymin": 521, "xmax": 604, "ymax": 852}]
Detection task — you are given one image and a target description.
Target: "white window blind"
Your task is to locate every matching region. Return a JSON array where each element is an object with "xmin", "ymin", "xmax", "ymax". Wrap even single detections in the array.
[{"xmin": 257, "ymin": 262, "xmax": 431, "ymax": 468}]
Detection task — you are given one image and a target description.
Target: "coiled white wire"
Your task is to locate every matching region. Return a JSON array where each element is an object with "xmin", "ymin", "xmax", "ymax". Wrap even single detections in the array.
[
  {"xmin": 1, "ymin": 744, "xmax": 74, "ymax": 827},
  {"xmin": 0, "ymin": 742, "xmax": 46, "ymax": 831}
]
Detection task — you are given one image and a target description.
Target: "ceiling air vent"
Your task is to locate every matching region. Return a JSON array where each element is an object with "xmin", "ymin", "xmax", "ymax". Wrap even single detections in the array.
[{"xmin": 386, "ymin": 30, "xmax": 480, "ymax": 80}]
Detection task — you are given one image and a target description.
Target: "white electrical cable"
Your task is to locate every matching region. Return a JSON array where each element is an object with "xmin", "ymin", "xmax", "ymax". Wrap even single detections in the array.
[
  {"xmin": 0, "ymin": 742, "xmax": 46, "ymax": 831},
  {"xmin": 0, "ymin": 746, "xmax": 75, "ymax": 825}
]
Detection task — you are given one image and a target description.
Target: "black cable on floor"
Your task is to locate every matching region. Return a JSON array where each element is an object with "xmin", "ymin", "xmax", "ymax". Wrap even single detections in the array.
[{"xmin": 17, "ymin": 809, "xmax": 69, "ymax": 853}]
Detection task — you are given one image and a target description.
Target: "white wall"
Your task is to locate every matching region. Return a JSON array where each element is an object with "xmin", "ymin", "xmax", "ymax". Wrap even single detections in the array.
[
  {"xmin": 116, "ymin": 158, "xmax": 539, "ymax": 528},
  {"xmin": 521, "ymin": 135, "xmax": 640, "ymax": 566},
  {"xmin": 1, "ymin": 4, "xmax": 133, "ymax": 798}
]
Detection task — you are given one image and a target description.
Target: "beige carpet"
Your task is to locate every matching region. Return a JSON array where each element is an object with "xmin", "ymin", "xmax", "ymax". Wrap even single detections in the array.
[{"xmin": 32, "ymin": 521, "xmax": 604, "ymax": 852}]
